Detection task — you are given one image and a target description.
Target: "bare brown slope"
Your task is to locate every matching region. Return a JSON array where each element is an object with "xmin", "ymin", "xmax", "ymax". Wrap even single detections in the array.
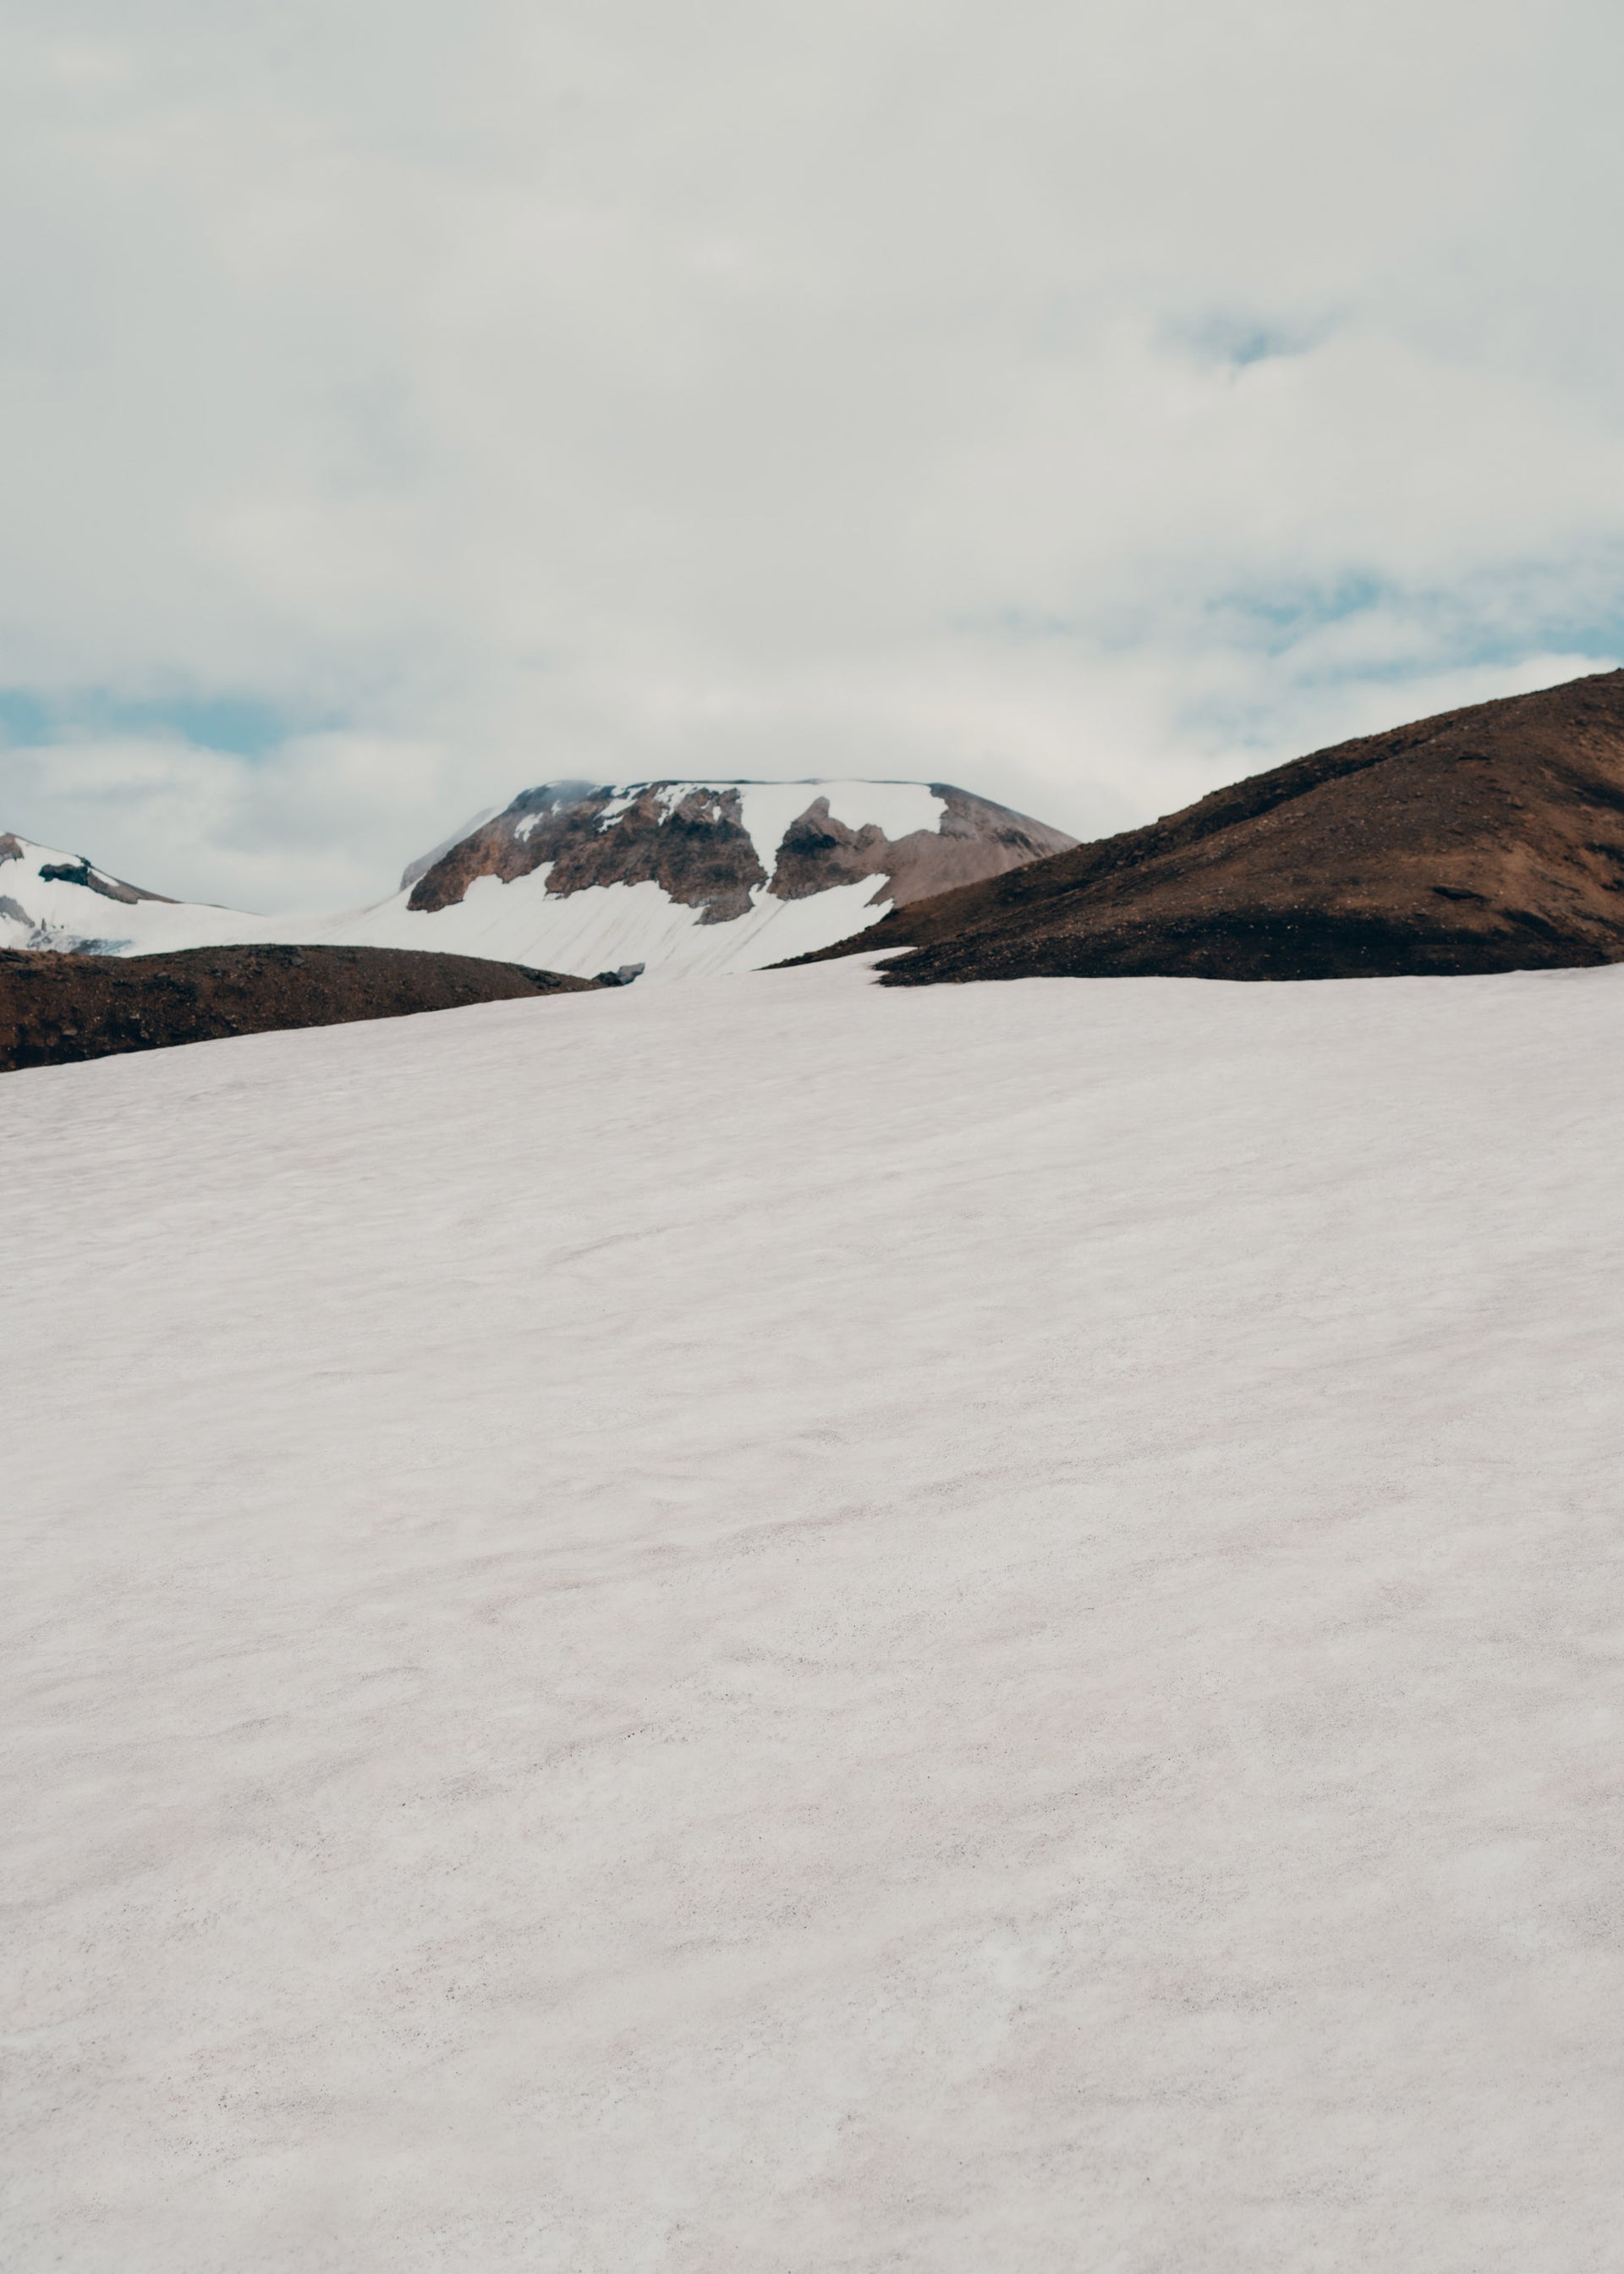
[
  {"xmin": 0, "ymin": 943, "xmax": 596, "ymax": 1074},
  {"xmin": 787, "ymin": 669, "xmax": 1624, "ymax": 984}
]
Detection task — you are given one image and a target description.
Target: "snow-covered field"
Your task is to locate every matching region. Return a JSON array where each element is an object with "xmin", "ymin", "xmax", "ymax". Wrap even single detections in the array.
[{"xmin": 5, "ymin": 958, "xmax": 1623, "ymax": 2270}]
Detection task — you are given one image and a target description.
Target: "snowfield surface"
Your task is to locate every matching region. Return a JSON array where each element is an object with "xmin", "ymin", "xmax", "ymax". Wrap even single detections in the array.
[{"xmin": 6, "ymin": 960, "xmax": 1624, "ymax": 2270}]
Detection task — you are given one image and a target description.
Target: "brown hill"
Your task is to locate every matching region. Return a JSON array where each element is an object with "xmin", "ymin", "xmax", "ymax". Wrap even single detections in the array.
[
  {"xmin": 787, "ymin": 670, "xmax": 1624, "ymax": 985},
  {"xmin": 0, "ymin": 942, "xmax": 599, "ymax": 1074}
]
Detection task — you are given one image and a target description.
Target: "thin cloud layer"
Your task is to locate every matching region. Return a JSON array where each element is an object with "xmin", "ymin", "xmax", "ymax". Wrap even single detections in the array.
[{"xmin": 1, "ymin": 0, "xmax": 1621, "ymax": 904}]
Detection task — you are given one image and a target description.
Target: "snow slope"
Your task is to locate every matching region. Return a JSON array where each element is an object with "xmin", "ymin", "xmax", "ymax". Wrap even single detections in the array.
[
  {"xmin": 302, "ymin": 865, "xmax": 903, "ymax": 980},
  {"xmin": 6, "ymin": 961, "xmax": 1624, "ymax": 2270},
  {"xmin": 0, "ymin": 825, "xmax": 893, "ymax": 975},
  {"xmin": 0, "ymin": 831, "xmax": 258, "ymax": 956}
]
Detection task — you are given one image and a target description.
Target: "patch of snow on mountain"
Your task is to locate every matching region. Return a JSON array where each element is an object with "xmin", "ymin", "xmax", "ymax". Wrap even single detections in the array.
[
  {"xmin": 0, "ymin": 832, "xmax": 272, "ymax": 956},
  {"xmin": 314, "ymin": 869, "xmax": 891, "ymax": 980},
  {"xmin": 7, "ymin": 959, "xmax": 1624, "ymax": 2267},
  {"xmin": 0, "ymin": 816, "xmax": 901, "ymax": 979}
]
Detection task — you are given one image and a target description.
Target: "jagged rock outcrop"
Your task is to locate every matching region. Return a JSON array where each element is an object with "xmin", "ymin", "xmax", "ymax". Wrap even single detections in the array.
[
  {"xmin": 370, "ymin": 777, "xmax": 1076, "ymax": 979},
  {"xmin": 407, "ymin": 780, "xmax": 1074, "ymax": 921}
]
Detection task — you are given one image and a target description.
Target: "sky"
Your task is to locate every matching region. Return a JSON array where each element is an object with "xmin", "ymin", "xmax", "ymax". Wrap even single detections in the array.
[{"xmin": 1, "ymin": 0, "xmax": 1621, "ymax": 913}]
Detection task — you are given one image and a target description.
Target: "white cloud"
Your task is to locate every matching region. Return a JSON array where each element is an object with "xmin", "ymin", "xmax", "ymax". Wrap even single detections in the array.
[
  {"xmin": 0, "ymin": 733, "xmax": 460, "ymax": 911},
  {"xmin": 1, "ymin": 0, "xmax": 1621, "ymax": 904}
]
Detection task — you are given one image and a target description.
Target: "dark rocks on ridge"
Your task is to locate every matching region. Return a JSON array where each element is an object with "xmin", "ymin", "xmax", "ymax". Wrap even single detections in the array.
[{"xmin": 0, "ymin": 942, "xmax": 598, "ymax": 1074}]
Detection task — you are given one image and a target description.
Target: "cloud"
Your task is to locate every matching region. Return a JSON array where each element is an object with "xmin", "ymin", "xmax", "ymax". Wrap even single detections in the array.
[
  {"xmin": 1, "ymin": 0, "xmax": 1621, "ymax": 904},
  {"xmin": 0, "ymin": 732, "xmax": 461, "ymax": 911}
]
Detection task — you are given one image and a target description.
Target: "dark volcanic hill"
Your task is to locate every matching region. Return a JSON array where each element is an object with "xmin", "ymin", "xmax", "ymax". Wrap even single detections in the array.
[
  {"xmin": 0, "ymin": 943, "xmax": 598, "ymax": 1074},
  {"xmin": 792, "ymin": 670, "xmax": 1624, "ymax": 985}
]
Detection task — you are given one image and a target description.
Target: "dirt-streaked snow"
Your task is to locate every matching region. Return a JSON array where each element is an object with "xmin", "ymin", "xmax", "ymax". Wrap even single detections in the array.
[{"xmin": 5, "ymin": 959, "xmax": 1623, "ymax": 2271}]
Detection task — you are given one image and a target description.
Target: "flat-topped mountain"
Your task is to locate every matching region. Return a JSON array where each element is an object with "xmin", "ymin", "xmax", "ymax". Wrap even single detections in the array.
[
  {"xmin": 1, "ymin": 781, "xmax": 1075, "ymax": 980},
  {"xmin": 384, "ymin": 779, "xmax": 1075, "ymax": 976},
  {"xmin": 799, "ymin": 670, "xmax": 1624, "ymax": 984}
]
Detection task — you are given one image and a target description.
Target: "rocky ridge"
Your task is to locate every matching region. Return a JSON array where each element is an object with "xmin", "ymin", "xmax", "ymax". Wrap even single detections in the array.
[
  {"xmin": 403, "ymin": 779, "xmax": 1076, "ymax": 942},
  {"xmin": 794, "ymin": 670, "xmax": 1624, "ymax": 985},
  {"xmin": 0, "ymin": 943, "xmax": 600, "ymax": 1074},
  {"xmin": 1, "ymin": 781, "xmax": 1075, "ymax": 980}
]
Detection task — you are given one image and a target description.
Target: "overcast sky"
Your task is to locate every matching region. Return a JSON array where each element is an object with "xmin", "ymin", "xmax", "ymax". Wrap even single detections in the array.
[{"xmin": 2, "ymin": 0, "xmax": 1621, "ymax": 910}]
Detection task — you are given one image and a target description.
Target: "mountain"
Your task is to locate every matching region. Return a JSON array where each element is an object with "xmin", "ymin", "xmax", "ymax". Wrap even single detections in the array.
[
  {"xmin": 798, "ymin": 669, "xmax": 1624, "ymax": 984},
  {"xmin": 0, "ymin": 943, "xmax": 599, "ymax": 1074},
  {"xmin": 0, "ymin": 831, "xmax": 242, "ymax": 957},
  {"xmin": 0, "ymin": 781, "xmax": 1075, "ymax": 980},
  {"xmin": 383, "ymin": 778, "xmax": 1075, "ymax": 978}
]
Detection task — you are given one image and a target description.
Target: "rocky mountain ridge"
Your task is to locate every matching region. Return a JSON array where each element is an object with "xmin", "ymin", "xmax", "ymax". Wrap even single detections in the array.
[
  {"xmin": 797, "ymin": 670, "xmax": 1624, "ymax": 984},
  {"xmin": 407, "ymin": 779, "xmax": 1075, "ymax": 926},
  {"xmin": 0, "ymin": 779, "xmax": 1076, "ymax": 980}
]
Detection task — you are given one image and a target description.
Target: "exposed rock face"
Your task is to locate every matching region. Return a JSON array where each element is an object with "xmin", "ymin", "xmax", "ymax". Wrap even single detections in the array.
[
  {"xmin": 763, "ymin": 787, "xmax": 1072, "ymax": 907},
  {"xmin": 412, "ymin": 783, "xmax": 771, "ymax": 923},
  {"xmin": 398, "ymin": 805, "xmax": 499, "ymax": 891},
  {"xmin": 407, "ymin": 778, "xmax": 1075, "ymax": 926},
  {"xmin": 0, "ymin": 944, "xmax": 597, "ymax": 1074},
  {"xmin": 1, "ymin": 832, "xmax": 171, "ymax": 907},
  {"xmin": 33, "ymin": 857, "xmax": 171, "ymax": 907},
  {"xmin": 793, "ymin": 671, "xmax": 1624, "ymax": 986}
]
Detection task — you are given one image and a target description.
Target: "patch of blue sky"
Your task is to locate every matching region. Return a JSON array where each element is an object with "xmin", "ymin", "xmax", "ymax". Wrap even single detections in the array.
[
  {"xmin": 1208, "ymin": 577, "xmax": 1395, "ymax": 656},
  {"xmin": 0, "ymin": 689, "xmax": 328, "ymax": 755},
  {"xmin": 1210, "ymin": 571, "xmax": 1624, "ymax": 673},
  {"xmin": 0, "ymin": 690, "xmax": 52, "ymax": 744},
  {"xmin": 952, "ymin": 573, "xmax": 1624, "ymax": 684},
  {"xmin": 1174, "ymin": 310, "xmax": 1336, "ymax": 369},
  {"xmin": 959, "ymin": 579, "xmax": 1420, "ymax": 661}
]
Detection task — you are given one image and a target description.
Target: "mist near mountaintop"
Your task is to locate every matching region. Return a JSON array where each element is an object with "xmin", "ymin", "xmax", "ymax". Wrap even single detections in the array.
[{"xmin": 1, "ymin": 0, "xmax": 1621, "ymax": 909}]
